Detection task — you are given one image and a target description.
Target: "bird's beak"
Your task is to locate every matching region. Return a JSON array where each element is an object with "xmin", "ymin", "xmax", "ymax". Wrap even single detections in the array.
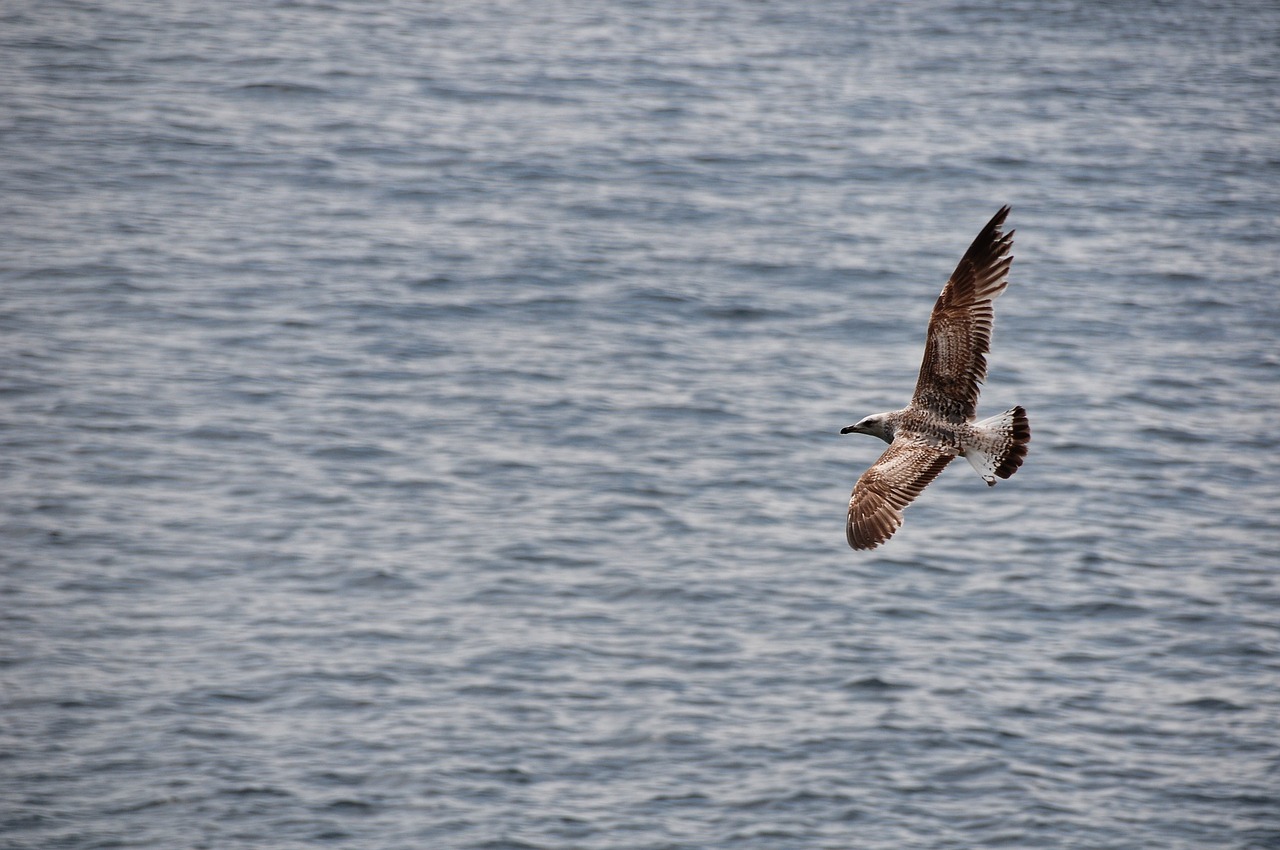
[{"xmin": 839, "ymin": 424, "xmax": 858, "ymax": 435}]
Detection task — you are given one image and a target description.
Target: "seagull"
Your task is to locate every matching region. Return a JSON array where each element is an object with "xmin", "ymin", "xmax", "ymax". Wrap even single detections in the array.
[{"xmin": 841, "ymin": 206, "xmax": 1029, "ymax": 550}]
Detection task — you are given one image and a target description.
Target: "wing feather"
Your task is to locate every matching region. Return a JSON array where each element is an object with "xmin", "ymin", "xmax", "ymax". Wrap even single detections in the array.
[
  {"xmin": 846, "ymin": 439, "xmax": 953, "ymax": 550},
  {"xmin": 911, "ymin": 206, "xmax": 1015, "ymax": 422}
]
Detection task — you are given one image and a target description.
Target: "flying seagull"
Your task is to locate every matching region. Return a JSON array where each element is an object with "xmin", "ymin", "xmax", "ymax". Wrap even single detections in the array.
[{"xmin": 841, "ymin": 206, "xmax": 1029, "ymax": 550}]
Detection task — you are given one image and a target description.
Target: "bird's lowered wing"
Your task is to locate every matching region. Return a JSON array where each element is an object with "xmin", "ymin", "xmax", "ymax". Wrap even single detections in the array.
[
  {"xmin": 910, "ymin": 206, "xmax": 1014, "ymax": 423},
  {"xmin": 847, "ymin": 438, "xmax": 954, "ymax": 550}
]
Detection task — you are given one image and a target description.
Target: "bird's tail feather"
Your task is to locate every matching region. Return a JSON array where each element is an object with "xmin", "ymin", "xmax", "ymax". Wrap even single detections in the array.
[{"xmin": 963, "ymin": 406, "xmax": 1030, "ymax": 486}]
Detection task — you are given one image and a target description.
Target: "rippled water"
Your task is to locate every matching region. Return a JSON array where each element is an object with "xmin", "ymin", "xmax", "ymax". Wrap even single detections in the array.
[{"xmin": 3, "ymin": 1, "xmax": 1279, "ymax": 848}]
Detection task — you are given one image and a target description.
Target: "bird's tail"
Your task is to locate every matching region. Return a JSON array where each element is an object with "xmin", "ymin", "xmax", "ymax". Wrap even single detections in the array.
[{"xmin": 963, "ymin": 406, "xmax": 1030, "ymax": 486}]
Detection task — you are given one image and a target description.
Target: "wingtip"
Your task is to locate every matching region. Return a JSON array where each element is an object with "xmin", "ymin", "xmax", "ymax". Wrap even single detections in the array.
[{"xmin": 847, "ymin": 532, "xmax": 883, "ymax": 551}]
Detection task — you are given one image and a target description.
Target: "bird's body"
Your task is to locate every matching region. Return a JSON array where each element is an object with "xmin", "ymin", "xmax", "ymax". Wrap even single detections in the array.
[{"xmin": 841, "ymin": 207, "xmax": 1029, "ymax": 550}]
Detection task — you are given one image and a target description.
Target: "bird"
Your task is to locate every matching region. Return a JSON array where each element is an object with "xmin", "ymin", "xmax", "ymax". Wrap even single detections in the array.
[{"xmin": 840, "ymin": 206, "xmax": 1029, "ymax": 550}]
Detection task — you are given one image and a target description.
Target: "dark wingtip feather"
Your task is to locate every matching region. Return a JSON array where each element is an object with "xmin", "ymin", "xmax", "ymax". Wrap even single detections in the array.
[{"xmin": 983, "ymin": 205, "xmax": 1012, "ymax": 237}]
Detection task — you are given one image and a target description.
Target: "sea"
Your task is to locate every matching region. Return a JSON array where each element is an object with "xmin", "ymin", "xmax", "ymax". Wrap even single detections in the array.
[{"xmin": 2, "ymin": 1, "xmax": 1278, "ymax": 848}]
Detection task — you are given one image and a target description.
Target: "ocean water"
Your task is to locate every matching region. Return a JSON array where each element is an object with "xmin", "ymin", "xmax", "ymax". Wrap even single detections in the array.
[{"xmin": 2, "ymin": 1, "xmax": 1278, "ymax": 848}]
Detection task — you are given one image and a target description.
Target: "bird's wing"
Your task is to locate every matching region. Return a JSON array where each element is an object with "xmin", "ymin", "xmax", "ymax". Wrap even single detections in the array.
[
  {"xmin": 847, "ymin": 438, "xmax": 954, "ymax": 550},
  {"xmin": 911, "ymin": 206, "xmax": 1014, "ymax": 422}
]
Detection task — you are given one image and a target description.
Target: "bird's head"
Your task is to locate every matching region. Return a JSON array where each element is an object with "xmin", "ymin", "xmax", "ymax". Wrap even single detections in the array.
[{"xmin": 840, "ymin": 413, "xmax": 894, "ymax": 443}]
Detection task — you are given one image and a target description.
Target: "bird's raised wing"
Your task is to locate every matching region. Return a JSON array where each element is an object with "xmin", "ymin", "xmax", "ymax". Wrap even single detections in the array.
[
  {"xmin": 846, "ymin": 439, "xmax": 953, "ymax": 550},
  {"xmin": 911, "ymin": 206, "xmax": 1014, "ymax": 423}
]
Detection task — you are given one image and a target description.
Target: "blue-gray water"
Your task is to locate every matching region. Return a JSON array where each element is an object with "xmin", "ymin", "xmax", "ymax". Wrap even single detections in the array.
[{"xmin": 3, "ymin": 2, "xmax": 1279, "ymax": 848}]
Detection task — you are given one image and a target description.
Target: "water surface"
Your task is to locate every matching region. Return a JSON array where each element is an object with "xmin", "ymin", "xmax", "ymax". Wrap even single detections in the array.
[{"xmin": 2, "ymin": 1, "xmax": 1278, "ymax": 848}]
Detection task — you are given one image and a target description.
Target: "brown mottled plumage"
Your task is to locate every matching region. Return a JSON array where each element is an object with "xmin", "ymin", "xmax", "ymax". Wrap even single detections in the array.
[{"xmin": 840, "ymin": 207, "xmax": 1030, "ymax": 550}]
